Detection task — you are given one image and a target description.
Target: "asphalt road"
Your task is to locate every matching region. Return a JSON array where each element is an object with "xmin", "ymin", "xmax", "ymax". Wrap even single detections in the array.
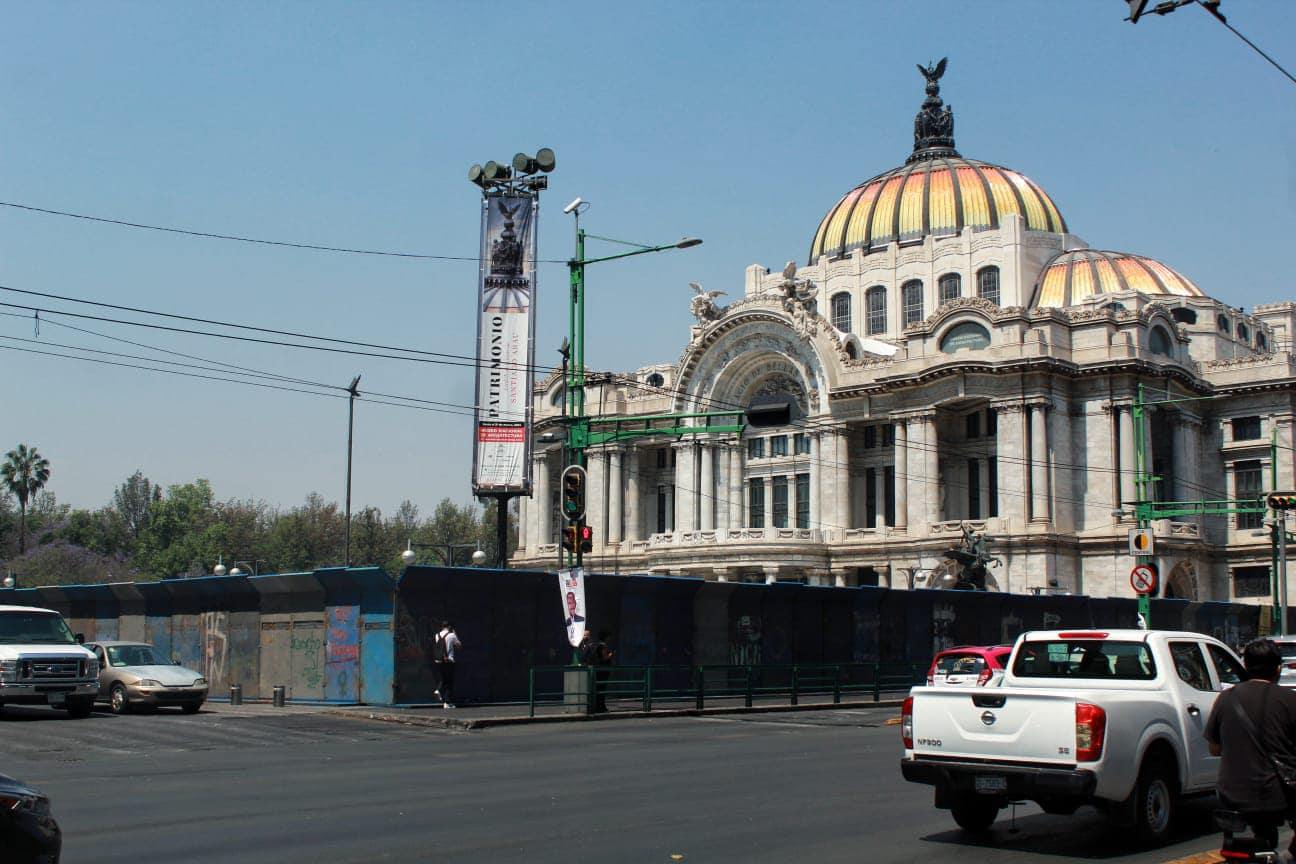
[{"xmin": 1, "ymin": 704, "xmax": 1237, "ymax": 863}]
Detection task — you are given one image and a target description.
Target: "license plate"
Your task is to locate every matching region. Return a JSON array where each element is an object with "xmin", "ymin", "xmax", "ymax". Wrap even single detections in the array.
[
  {"xmin": 974, "ymin": 775, "xmax": 1007, "ymax": 794},
  {"xmin": 47, "ymin": 692, "xmax": 66, "ymax": 706}
]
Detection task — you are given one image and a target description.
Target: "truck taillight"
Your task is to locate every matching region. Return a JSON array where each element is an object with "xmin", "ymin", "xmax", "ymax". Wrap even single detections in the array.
[
  {"xmin": 1075, "ymin": 702, "xmax": 1106, "ymax": 762},
  {"xmin": 977, "ymin": 667, "xmax": 992, "ymax": 686},
  {"xmin": 901, "ymin": 696, "xmax": 914, "ymax": 749}
]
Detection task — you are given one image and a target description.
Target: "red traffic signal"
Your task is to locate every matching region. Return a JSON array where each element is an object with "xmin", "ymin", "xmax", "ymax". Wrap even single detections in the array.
[{"xmin": 579, "ymin": 524, "xmax": 593, "ymax": 554}]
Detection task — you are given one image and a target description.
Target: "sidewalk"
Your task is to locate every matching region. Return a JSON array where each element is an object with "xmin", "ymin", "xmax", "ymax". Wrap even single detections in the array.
[{"xmin": 324, "ymin": 695, "xmax": 907, "ymax": 731}]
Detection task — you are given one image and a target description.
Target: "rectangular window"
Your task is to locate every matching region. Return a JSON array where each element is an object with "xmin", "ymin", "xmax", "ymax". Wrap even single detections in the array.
[
  {"xmin": 1232, "ymin": 416, "xmax": 1262, "ymax": 441},
  {"xmin": 1235, "ymin": 460, "xmax": 1264, "ymax": 530},
  {"xmin": 968, "ymin": 458, "xmax": 981, "ymax": 519},
  {"xmin": 796, "ymin": 473, "xmax": 810, "ymax": 529},
  {"xmin": 794, "ymin": 433, "xmax": 810, "ymax": 455},
  {"xmin": 747, "ymin": 438, "xmax": 764, "ymax": 459},
  {"xmin": 866, "ymin": 467, "xmax": 878, "ymax": 526},
  {"xmin": 882, "ymin": 424, "xmax": 895, "ymax": 447},
  {"xmin": 986, "ymin": 409, "xmax": 997, "ymax": 437},
  {"xmin": 867, "ymin": 288, "xmax": 887, "ymax": 335},
  {"xmin": 988, "ymin": 458, "xmax": 999, "ymax": 518},
  {"xmin": 656, "ymin": 449, "xmax": 667, "ymax": 469},
  {"xmin": 863, "ymin": 425, "xmax": 877, "ymax": 449},
  {"xmin": 770, "ymin": 435, "xmax": 788, "ymax": 457},
  {"xmin": 965, "ymin": 412, "xmax": 981, "ymax": 440},
  {"xmin": 903, "ymin": 282, "xmax": 923, "ymax": 326},
  {"xmin": 1233, "ymin": 565, "xmax": 1271, "ymax": 598},
  {"xmin": 977, "ymin": 267, "xmax": 1001, "ymax": 306},
  {"xmin": 772, "ymin": 476, "xmax": 788, "ymax": 528},
  {"xmin": 748, "ymin": 479, "xmax": 765, "ymax": 528},
  {"xmin": 656, "ymin": 485, "xmax": 668, "ymax": 533},
  {"xmin": 884, "ymin": 466, "xmax": 896, "ymax": 526}
]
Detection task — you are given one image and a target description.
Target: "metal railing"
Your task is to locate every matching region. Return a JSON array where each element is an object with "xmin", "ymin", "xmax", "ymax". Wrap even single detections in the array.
[{"xmin": 526, "ymin": 662, "xmax": 924, "ymax": 717}]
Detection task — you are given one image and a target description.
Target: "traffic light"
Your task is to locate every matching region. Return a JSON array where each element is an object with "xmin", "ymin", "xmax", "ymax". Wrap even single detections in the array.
[
  {"xmin": 561, "ymin": 523, "xmax": 580, "ymax": 552},
  {"xmin": 1268, "ymin": 491, "xmax": 1296, "ymax": 510},
  {"xmin": 561, "ymin": 465, "xmax": 587, "ymax": 522},
  {"xmin": 579, "ymin": 524, "xmax": 593, "ymax": 554}
]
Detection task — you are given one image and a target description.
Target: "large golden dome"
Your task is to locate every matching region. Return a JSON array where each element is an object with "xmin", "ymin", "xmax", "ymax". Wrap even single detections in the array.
[
  {"xmin": 808, "ymin": 157, "xmax": 1067, "ymax": 263},
  {"xmin": 1031, "ymin": 249, "xmax": 1205, "ymax": 309},
  {"xmin": 808, "ymin": 58, "xmax": 1066, "ymax": 264}
]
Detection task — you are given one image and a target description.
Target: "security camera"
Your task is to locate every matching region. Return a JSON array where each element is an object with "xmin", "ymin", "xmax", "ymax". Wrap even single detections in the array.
[{"xmin": 562, "ymin": 197, "xmax": 583, "ymax": 214}]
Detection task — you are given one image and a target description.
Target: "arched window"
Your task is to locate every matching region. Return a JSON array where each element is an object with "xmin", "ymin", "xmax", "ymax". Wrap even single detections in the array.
[
  {"xmin": 1149, "ymin": 326, "xmax": 1173, "ymax": 356},
  {"xmin": 977, "ymin": 266, "xmax": 1001, "ymax": 306},
  {"xmin": 646, "ymin": 372, "xmax": 665, "ymax": 388},
  {"xmin": 1257, "ymin": 331, "xmax": 1268, "ymax": 351},
  {"xmin": 1170, "ymin": 307, "xmax": 1197, "ymax": 325},
  {"xmin": 939, "ymin": 321, "xmax": 991, "ymax": 353},
  {"xmin": 1218, "ymin": 314, "xmax": 1230, "ymax": 333},
  {"xmin": 938, "ymin": 273, "xmax": 961, "ymax": 304},
  {"xmin": 831, "ymin": 292, "xmax": 851, "ymax": 332},
  {"xmin": 866, "ymin": 286, "xmax": 887, "ymax": 335},
  {"xmin": 902, "ymin": 280, "xmax": 924, "ymax": 326},
  {"xmin": 1237, "ymin": 322, "xmax": 1250, "ymax": 342}
]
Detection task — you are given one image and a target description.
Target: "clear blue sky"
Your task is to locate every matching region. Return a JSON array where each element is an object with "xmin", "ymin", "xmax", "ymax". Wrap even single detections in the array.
[{"xmin": 2, "ymin": 1, "xmax": 1293, "ymax": 516}]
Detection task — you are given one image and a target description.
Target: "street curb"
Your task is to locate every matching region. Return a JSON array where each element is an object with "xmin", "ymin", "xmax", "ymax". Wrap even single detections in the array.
[
  {"xmin": 326, "ymin": 699, "xmax": 906, "ymax": 731},
  {"xmin": 1158, "ymin": 852, "xmax": 1223, "ymax": 864}
]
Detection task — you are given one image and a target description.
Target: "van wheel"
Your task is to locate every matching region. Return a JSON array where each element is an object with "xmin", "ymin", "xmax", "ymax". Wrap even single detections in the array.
[
  {"xmin": 65, "ymin": 697, "xmax": 93, "ymax": 718},
  {"xmin": 1134, "ymin": 760, "xmax": 1176, "ymax": 845},
  {"xmin": 951, "ymin": 795, "xmax": 1000, "ymax": 832}
]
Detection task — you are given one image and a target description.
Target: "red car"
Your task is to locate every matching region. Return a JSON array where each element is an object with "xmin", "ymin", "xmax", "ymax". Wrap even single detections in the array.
[{"xmin": 926, "ymin": 645, "xmax": 1013, "ymax": 687}]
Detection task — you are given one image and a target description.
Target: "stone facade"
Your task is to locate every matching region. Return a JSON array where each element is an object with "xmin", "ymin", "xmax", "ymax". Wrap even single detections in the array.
[{"xmin": 512, "ymin": 81, "xmax": 1294, "ymax": 607}]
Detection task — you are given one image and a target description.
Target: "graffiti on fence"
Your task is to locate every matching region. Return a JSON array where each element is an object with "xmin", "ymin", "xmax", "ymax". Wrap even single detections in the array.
[
  {"xmin": 200, "ymin": 611, "xmax": 229, "ymax": 685},
  {"xmin": 292, "ymin": 629, "xmax": 324, "ymax": 690}
]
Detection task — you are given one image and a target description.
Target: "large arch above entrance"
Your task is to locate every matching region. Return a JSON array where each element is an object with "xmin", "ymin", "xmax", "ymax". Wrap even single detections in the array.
[{"xmin": 675, "ymin": 313, "xmax": 833, "ymax": 418}]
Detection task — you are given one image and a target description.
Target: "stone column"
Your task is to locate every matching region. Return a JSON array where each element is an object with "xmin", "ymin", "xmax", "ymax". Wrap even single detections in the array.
[
  {"xmin": 664, "ymin": 482, "xmax": 675, "ymax": 532},
  {"xmin": 625, "ymin": 447, "xmax": 641, "ymax": 542},
  {"xmin": 608, "ymin": 447, "xmax": 624, "ymax": 544},
  {"xmin": 874, "ymin": 466, "xmax": 886, "ymax": 529},
  {"xmin": 713, "ymin": 566, "xmax": 732, "ymax": 583},
  {"xmin": 995, "ymin": 403, "xmax": 1027, "ymax": 530},
  {"xmin": 978, "ymin": 458, "xmax": 991, "ymax": 520},
  {"xmin": 587, "ymin": 447, "xmax": 607, "ymax": 545},
  {"xmin": 728, "ymin": 440, "xmax": 744, "ymax": 530},
  {"xmin": 1118, "ymin": 404, "xmax": 1136, "ymax": 511},
  {"xmin": 809, "ymin": 432, "xmax": 822, "ymax": 531},
  {"xmin": 1030, "ymin": 403, "xmax": 1050, "ymax": 522},
  {"xmin": 919, "ymin": 412, "xmax": 940, "ymax": 526},
  {"xmin": 700, "ymin": 442, "xmax": 716, "ymax": 531},
  {"xmin": 763, "ymin": 565, "xmax": 779, "ymax": 585},
  {"xmin": 763, "ymin": 476, "xmax": 773, "ymax": 528},
  {"xmin": 517, "ymin": 494, "xmax": 529, "ymax": 553},
  {"xmin": 674, "ymin": 441, "xmax": 696, "ymax": 532},
  {"xmin": 788, "ymin": 470, "xmax": 799, "ymax": 530},
  {"xmin": 534, "ymin": 453, "xmax": 551, "ymax": 546},
  {"xmin": 894, "ymin": 419, "xmax": 908, "ymax": 530}
]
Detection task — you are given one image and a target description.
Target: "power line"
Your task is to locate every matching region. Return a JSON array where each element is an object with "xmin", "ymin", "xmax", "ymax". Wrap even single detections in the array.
[{"xmin": 0, "ymin": 200, "xmax": 569, "ymax": 264}]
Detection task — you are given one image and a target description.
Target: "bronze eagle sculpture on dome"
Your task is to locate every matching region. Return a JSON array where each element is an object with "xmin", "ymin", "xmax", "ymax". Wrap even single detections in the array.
[{"xmin": 917, "ymin": 57, "xmax": 946, "ymax": 85}]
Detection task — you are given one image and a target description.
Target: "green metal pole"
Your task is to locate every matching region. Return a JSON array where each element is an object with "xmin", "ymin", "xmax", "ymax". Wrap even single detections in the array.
[
  {"xmin": 1273, "ymin": 428, "xmax": 1283, "ymax": 635},
  {"xmin": 1134, "ymin": 384, "xmax": 1151, "ymax": 629}
]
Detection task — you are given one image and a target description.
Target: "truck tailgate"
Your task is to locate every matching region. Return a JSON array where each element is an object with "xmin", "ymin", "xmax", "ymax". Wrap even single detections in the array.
[{"xmin": 911, "ymin": 688, "xmax": 1077, "ymax": 765}]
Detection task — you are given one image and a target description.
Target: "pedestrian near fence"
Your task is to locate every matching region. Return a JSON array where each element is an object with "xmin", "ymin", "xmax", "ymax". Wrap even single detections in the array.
[{"xmin": 433, "ymin": 622, "xmax": 462, "ymax": 709}]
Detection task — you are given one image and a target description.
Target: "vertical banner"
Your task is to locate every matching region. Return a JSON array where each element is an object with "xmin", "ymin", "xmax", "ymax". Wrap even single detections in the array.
[
  {"xmin": 559, "ymin": 568, "xmax": 587, "ymax": 647},
  {"xmin": 472, "ymin": 193, "xmax": 537, "ymax": 494}
]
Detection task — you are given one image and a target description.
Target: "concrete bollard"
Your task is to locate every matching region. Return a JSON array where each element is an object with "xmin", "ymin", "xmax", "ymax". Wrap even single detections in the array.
[
  {"xmin": 229, "ymin": 683, "xmax": 242, "ymax": 706},
  {"xmin": 272, "ymin": 685, "xmax": 286, "ymax": 707}
]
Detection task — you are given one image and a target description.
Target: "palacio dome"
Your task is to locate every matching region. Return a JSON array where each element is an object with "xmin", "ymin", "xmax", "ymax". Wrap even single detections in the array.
[{"xmin": 808, "ymin": 58, "xmax": 1066, "ymax": 264}]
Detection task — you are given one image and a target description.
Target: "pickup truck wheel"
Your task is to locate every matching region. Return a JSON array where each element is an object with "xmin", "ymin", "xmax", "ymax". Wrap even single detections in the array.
[
  {"xmin": 1134, "ymin": 762, "xmax": 1176, "ymax": 845},
  {"xmin": 109, "ymin": 683, "xmax": 131, "ymax": 715},
  {"xmin": 951, "ymin": 796, "xmax": 1000, "ymax": 833},
  {"xmin": 65, "ymin": 697, "xmax": 93, "ymax": 718}
]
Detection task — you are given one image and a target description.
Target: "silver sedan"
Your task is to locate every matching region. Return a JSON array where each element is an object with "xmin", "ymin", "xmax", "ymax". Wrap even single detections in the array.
[{"xmin": 86, "ymin": 641, "xmax": 208, "ymax": 715}]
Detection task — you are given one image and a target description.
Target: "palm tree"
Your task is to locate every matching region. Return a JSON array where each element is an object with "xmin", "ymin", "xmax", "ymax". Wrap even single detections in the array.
[{"xmin": 1, "ymin": 444, "xmax": 52, "ymax": 555}]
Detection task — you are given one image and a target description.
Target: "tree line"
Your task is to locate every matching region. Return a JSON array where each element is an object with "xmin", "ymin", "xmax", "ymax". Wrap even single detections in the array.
[{"xmin": 0, "ymin": 444, "xmax": 514, "ymax": 586}]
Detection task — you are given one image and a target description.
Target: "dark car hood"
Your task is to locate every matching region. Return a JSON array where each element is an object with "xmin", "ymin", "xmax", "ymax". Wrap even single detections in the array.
[{"xmin": 0, "ymin": 773, "xmax": 43, "ymax": 797}]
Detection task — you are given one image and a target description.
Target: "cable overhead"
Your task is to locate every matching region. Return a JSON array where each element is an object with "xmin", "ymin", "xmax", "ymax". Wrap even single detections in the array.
[{"xmin": 0, "ymin": 200, "xmax": 569, "ymax": 264}]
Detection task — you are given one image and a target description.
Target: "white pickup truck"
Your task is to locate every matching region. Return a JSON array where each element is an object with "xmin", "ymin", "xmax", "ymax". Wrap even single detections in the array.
[
  {"xmin": 0, "ymin": 605, "xmax": 99, "ymax": 717},
  {"xmin": 901, "ymin": 629, "xmax": 1245, "ymax": 845}
]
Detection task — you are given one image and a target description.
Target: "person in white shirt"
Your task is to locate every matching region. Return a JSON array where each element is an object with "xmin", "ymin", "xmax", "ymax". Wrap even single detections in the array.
[{"xmin": 434, "ymin": 623, "xmax": 463, "ymax": 708}]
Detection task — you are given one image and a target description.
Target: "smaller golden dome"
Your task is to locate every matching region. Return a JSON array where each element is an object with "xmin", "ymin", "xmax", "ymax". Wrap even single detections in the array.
[{"xmin": 1031, "ymin": 249, "xmax": 1204, "ymax": 308}]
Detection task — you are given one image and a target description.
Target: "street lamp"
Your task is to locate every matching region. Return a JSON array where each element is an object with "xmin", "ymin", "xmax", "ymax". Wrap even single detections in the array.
[
  {"xmin": 401, "ymin": 540, "xmax": 486, "ymax": 568},
  {"xmin": 2, "ymin": 572, "xmax": 15, "ymax": 589},
  {"xmin": 228, "ymin": 560, "xmax": 268, "ymax": 577},
  {"xmin": 561, "ymin": 199, "xmax": 702, "ymax": 567}
]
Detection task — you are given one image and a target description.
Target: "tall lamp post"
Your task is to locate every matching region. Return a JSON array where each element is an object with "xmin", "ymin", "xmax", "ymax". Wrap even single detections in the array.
[
  {"xmin": 344, "ymin": 374, "xmax": 361, "ymax": 567},
  {"xmin": 559, "ymin": 197, "xmax": 702, "ymax": 567}
]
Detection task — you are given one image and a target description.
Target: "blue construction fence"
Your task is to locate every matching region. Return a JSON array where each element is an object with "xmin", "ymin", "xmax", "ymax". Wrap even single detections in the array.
[{"xmin": 0, "ymin": 565, "xmax": 1274, "ymax": 706}]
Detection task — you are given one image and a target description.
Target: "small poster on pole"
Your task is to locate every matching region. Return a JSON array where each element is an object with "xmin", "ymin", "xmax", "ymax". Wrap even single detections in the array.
[{"xmin": 559, "ymin": 568, "xmax": 587, "ymax": 648}]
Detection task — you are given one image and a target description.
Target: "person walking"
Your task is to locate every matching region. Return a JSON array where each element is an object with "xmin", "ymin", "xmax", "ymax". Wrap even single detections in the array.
[
  {"xmin": 433, "ymin": 622, "xmax": 462, "ymax": 709},
  {"xmin": 1205, "ymin": 639, "xmax": 1296, "ymax": 856}
]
